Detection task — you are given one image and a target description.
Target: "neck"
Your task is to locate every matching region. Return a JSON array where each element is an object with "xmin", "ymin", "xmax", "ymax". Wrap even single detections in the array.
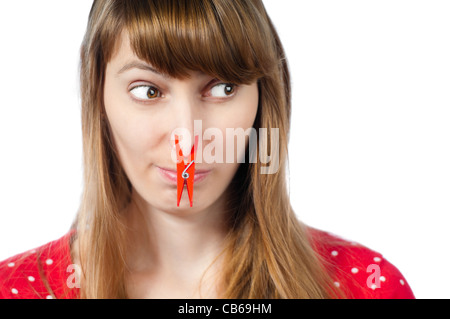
[{"xmin": 124, "ymin": 189, "xmax": 229, "ymax": 280}]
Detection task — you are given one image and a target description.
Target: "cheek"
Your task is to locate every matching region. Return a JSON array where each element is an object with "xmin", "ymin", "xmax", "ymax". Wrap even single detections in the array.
[
  {"xmin": 226, "ymin": 84, "xmax": 259, "ymax": 138},
  {"xmin": 104, "ymin": 105, "xmax": 161, "ymax": 173},
  {"xmin": 222, "ymin": 85, "xmax": 259, "ymax": 162},
  {"xmin": 113, "ymin": 117, "xmax": 152, "ymax": 151},
  {"xmin": 104, "ymin": 77, "xmax": 159, "ymax": 161}
]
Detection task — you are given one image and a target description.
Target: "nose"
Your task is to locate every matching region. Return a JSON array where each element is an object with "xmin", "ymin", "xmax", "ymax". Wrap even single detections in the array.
[{"xmin": 170, "ymin": 98, "xmax": 200, "ymax": 162}]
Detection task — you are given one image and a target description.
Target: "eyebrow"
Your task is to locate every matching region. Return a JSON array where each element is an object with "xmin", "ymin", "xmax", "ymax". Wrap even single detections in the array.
[{"xmin": 116, "ymin": 61, "xmax": 170, "ymax": 78}]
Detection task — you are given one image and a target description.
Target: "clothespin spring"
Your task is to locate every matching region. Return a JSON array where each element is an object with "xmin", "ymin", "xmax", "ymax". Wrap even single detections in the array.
[{"xmin": 182, "ymin": 160, "xmax": 195, "ymax": 179}]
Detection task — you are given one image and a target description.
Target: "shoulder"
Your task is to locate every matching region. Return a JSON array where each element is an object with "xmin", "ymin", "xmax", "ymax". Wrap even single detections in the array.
[
  {"xmin": 306, "ymin": 226, "xmax": 415, "ymax": 299},
  {"xmin": 0, "ymin": 231, "xmax": 78, "ymax": 299}
]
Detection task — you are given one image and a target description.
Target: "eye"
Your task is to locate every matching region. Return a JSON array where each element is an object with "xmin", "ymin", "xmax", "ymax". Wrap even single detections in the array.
[
  {"xmin": 209, "ymin": 83, "xmax": 236, "ymax": 98},
  {"xmin": 130, "ymin": 85, "xmax": 161, "ymax": 100}
]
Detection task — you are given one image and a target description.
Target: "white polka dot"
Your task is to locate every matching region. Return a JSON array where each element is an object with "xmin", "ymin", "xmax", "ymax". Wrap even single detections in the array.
[
  {"xmin": 46, "ymin": 295, "xmax": 53, "ymax": 299},
  {"xmin": 351, "ymin": 267, "xmax": 359, "ymax": 274},
  {"xmin": 370, "ymin": 284, "xmax": 378, "ymax": 290},
  {"xmin": 11, "ymin": 288, "xmax": 18, "ymax": 294},
  {"xmin": 399, "ymin": 279, "xmax": 405, "ymax": 286},
  {"xmin": 334, "ymin": 281, "xmax": 340, "ymax": 288},
  {"xmin": 28, "ymin": 276, "xmax": 35, "ymax": 282},
  {"xmin": 7, "ymin": 262, "xmax": 15, "ymax": 267},
  {"xmin": 331, "ymin": 250, "xmax": 338, "ymax": 257},
  {"xmin": 373, "ymin": 257, "xmax": 382, "ymax": 263},
  {"xmin": 45, "ymin": 259, "xmax": 53, "ymax": 265},
  {"xmin": 380, "ymin": 276, "xmax": 386, "ymax": 282}
]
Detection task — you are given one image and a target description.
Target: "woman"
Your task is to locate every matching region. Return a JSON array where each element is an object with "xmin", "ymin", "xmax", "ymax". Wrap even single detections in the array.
[{"xmin": 0, "ymin": 0, "xmax": 414, "ymax": 299}]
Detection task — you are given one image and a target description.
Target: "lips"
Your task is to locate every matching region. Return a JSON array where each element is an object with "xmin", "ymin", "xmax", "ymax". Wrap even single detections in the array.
[{"xmin": 157, "ymin": 166, "xmax": 211, "ymax": 184}]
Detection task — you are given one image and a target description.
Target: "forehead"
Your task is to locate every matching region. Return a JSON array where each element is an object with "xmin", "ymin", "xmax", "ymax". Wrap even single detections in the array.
[
  {"xmin": 107, "ymin": 31, "xmax": 165, "ymax": 78},
  {"xmin": 108, "ymin": 31, "xmax": 137, "ymax": 67},
  {"xmin": 108, "ymin": 30, "xmax": 204, "ymax": 80}
]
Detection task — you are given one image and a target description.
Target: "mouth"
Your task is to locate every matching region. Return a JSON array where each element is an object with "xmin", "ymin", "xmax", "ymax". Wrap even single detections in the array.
[{"xmin": 156, "ymin": 166, "xmax": 211, "ymax": 184}]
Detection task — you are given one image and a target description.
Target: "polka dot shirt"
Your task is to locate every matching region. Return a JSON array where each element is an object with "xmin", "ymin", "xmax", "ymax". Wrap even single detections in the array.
[
  {"xmin": 0, "ymin": 231, "xmax": 78, "ymax": 299},
  {"xmin": 307, "ymin": 227, "xmax": 415, "ymax": 298},
  {"xmin": 0, "ymin": 228, "xmax": 415, "ymax": 299}
]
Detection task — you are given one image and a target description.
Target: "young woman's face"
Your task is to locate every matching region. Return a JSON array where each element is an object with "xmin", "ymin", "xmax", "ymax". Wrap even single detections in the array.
[{"xmin": 104, "ymin": 31, "xmax": 259, "ymax": 213}]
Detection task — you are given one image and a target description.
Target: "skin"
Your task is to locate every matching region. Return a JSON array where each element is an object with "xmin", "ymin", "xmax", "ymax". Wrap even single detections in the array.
[{"xmin": 102, "ymin": 30, "xmax": 259, "ymax": 298}]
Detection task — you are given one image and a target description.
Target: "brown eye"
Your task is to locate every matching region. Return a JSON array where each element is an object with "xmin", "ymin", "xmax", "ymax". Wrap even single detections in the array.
[
  {"xmin": 224, "ymin": 84, "xmax": 235, "ymax": 95},
  {"xmin": 210, "ymin": 83, "xmax": 236, "ymax": 97},
  {"xmin": 130, "ymin": 85, "xmax": 161, "ymax": 101},
  {"xmin": 147, "ymin": 87, "xmax": 160, "ymax": 99}
]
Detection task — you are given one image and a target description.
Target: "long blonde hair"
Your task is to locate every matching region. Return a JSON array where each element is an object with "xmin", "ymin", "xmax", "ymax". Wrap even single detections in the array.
[{"xmin": 74, "ymin": 0, "xmax": 343, "ymax": 298}]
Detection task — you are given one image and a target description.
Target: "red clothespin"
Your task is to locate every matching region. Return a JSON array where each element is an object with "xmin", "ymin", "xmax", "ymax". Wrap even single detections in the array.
[{"xmin": 175, "ymin": 135, "xmax": 199, "ymax": 207}]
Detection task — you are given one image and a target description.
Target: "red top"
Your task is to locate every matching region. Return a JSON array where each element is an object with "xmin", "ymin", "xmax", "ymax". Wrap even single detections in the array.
[{"xmin": 0, "ymin": 227, "xmax": 415, "ymax": 299}]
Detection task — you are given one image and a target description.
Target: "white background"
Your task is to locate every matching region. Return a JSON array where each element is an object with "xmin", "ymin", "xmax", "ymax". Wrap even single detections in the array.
[{"xmin": 0, "ymin": 1, "xmax": 449, "ymax": 299}]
